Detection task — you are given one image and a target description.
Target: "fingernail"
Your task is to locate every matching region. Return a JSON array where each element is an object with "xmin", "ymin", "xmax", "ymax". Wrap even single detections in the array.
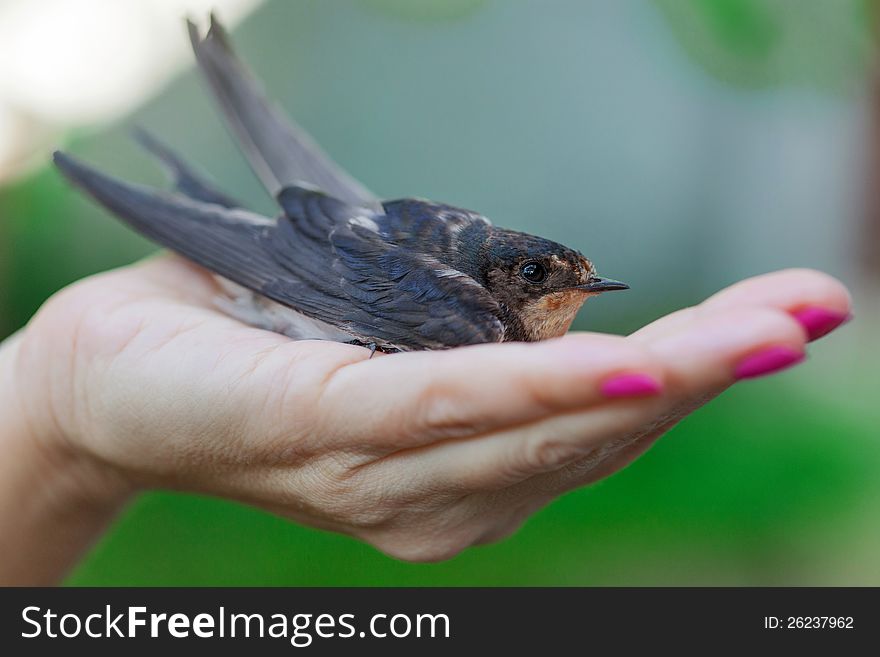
[
  {"xmin": 791, "ymin": 307, "xmax": 852, "ymax": 342},
  {"xmin": 601, "ymin": 373, "xmax": 663, "ymax": 398},
  {"xmin": 734, "ymin": 346, "xmax": 805, "ymax": 381}
]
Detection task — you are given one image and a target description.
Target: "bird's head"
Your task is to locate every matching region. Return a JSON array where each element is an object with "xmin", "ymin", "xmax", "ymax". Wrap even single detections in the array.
[{"xmin": 483, "ymin": 229, "xmax": 628, "ymax": 341}]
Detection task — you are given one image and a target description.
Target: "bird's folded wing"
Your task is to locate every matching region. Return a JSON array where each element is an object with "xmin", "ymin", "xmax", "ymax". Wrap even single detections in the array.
[
  {"xmin": 187, "ymin": 14, "xmax": 380, "ymax": 210},
  {"xmin": 271, "ymin": 187, "xmax": 505, "ymax": 349},
  {"xmin": 54, "ymin": 153, "xmax": 503, "ymax": 350}
]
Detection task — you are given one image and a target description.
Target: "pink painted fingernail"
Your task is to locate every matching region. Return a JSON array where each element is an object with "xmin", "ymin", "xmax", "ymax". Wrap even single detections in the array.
[
  {"xmin": 791, "ymin": 307, "xmax": 852, "ymax": 342},
  {"xmin": 600, "ymin": 373, "xmax": 663, "ymax": 398},
  {"xmin": 734, "ymin": 346, "xmax": 805, "ymax": 380}
]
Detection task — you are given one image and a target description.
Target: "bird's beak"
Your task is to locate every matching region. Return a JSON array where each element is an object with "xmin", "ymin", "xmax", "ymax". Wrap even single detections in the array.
[{"xmin": 574, "ymin": 277, "xmax": 630, "ymax": 293}]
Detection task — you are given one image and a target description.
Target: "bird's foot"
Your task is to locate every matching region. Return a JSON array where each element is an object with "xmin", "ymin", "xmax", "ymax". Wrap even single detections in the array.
[{"xmin": 345, "ymin": 339, "xmax": 402, "ymax": 357}]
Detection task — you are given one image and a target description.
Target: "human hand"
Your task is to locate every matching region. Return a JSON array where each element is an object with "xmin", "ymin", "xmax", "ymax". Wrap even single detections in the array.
[{"xmin": 4, "ymin": 256, "xmax": 852, "ymax": 571}]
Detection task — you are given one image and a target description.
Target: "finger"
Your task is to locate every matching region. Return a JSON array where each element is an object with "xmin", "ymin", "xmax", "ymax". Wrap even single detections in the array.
[
  {"xmin": 386, "ymin": 304, "xmax": 807, "ymax": 494},
  {"xmin": 315, "ymin": 334, "xmax": 665, "ymax": 452},
  {"xmin": 632, "ymin": 268, "xmax": 852, "ymax": 343},
  {"xmin": 521, "ymin": 394, "xmax": 715, "ymax": 501},
  {"xmin": 513, "ymin": 302, "xmax": 810, "ymax": 498},
  {"xmin": 702, "ymin": 268, "xmax": 851, "ymax": 315}
]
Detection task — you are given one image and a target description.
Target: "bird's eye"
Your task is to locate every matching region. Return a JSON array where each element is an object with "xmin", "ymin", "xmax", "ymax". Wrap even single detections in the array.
[{"xmin": 520, "ymin": 262, "xmax": 547, "ymax": 284}]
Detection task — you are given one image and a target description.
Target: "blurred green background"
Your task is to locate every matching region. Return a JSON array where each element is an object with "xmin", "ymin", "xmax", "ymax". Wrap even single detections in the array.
[{"xmin": 1, "ymin": 0, "xmax": 878, "ymax": 585}]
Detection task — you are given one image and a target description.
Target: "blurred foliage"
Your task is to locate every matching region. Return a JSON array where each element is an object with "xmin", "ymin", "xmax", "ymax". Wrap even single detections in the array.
[
  {"xmin": 0, "ymin": 154, "xmax": 153, "ymax": 338},
  {"xmin": 656, "ymin": 0, "xmax": 874, "ymax": 93},
  {"xmin": 0, "ymin": 169, "xmax": 73, "ymax": 337}
]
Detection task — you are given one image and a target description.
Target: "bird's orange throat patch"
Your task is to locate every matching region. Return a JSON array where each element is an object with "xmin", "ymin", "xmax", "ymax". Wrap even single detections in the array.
[{"xmin": 521, "ymin": 290, "xmax": 591, "ymax": 340}]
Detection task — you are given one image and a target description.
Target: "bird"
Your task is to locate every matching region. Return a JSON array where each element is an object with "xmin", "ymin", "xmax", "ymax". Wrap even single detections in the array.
[{"xmin": 53, "ymin": 14, "xmax": 628, "ymax": 353}]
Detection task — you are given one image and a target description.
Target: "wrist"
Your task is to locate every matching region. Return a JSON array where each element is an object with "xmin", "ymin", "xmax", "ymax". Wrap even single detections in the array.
[{"xmin": 0, "ymin": 330, "xmax": 132, "ymax": 584}]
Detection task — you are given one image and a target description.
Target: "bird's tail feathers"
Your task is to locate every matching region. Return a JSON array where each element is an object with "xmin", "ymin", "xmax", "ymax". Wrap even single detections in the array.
[
  {"xmin": 187, "ymin": 13, "xmax": 380, "ymax": 209},
  {"xmin": 131, "ymin": 127, "xmax": 242, "ymax": 209},
  {"xmin": 53, "ymin": 151, "xmax": 277, "ymax": 293}
]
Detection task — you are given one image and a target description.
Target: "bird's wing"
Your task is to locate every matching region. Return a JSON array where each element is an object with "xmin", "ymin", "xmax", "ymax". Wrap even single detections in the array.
[
  {"xmin": 54, "ymin": 151, "xmax": 280, "ymax": 294},
  {"xmin": 187, "ymin": 14, "xmax": 380, "ymax": 210},
  {"xmin": 132, "ymin": 128, "xmax": 243, "ymax": 209},
  {"xmin": 273, "ymin": 186, "xmax": 504, "ymax": 349},
  {"xmin": 54, "ymin": 153, "xmax": 503, "ymax": 350},
  {"xmin": 376, "ymin": 197, "xmax": 493, "ymax": 263}
]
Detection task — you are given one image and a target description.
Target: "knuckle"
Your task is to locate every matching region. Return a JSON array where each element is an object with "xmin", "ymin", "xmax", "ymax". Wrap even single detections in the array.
[
  {"xmin": 518, "ymin": 373, "xmax": 569, "ymax": 414},
  {"xmin": 518, "ymin": 435, "xmax": 577, "ymax": 475},
  {"xmin": 603, "ymin": 343, "xmax": 659, "ymax": 377},
  {"xmin": 736, "ymin": 305, "xmax": 804, "ymax": 339},
  {"xmin": 407, "ymin": 382, "xmax": 473, "ymax": 440}
]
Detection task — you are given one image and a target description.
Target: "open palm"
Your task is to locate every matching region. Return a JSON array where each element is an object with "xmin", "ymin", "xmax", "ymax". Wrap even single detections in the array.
[{"xmin": 15, "ymin": 255, "xmax": 850, "ymax": 561}]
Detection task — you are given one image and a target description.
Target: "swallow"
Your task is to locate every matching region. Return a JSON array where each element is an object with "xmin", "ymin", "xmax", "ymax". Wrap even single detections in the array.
[{"xmin": 53, "ymin": 14, "xmax": 628, "ymax": 353}]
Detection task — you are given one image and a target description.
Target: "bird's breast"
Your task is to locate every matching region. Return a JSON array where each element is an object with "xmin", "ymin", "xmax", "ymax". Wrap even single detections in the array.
[{"xmin": 518, "ymin": 290, "xmax": 590, "ymax": 340}]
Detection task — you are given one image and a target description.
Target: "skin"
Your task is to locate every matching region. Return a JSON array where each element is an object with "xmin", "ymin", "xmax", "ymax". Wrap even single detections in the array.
[{"xmin": 0, "ymin": 255, "xmax": 852, "ymax": 584}]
